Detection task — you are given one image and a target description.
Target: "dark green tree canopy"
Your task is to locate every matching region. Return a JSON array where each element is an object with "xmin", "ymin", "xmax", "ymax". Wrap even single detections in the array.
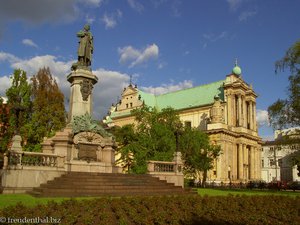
[
  {"xmin": 25, "ymin": 67, "xmax": 66, "ymax": 151},
  {"xmin": 0, "ymin": 69, "xmax": 31, "ymax": 153},
  {"xmin": 269, "ymin": 40, "xmax": 300, "ymax": 129}
]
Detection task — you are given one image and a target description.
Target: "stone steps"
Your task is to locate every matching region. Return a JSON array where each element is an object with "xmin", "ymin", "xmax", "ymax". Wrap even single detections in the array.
[{"xmin": 28, "ymin": 172, "xmax": 196, "ymax": 197}]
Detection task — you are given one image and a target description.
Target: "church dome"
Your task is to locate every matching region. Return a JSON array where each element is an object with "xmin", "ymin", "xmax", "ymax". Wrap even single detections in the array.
[{"xmin": 232, "ymin": 59, "xmax": 242, "ymax": 75}]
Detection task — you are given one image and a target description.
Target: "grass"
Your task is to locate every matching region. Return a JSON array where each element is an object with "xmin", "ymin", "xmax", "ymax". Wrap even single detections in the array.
[
  {"xmin": 0, "ymin": 194, "xmax": 98, "ymax": 208},
  {"xmin": 197, "ymin": 188, "xmax": 300, "ymax": 197},
  {"xmin": 0, "ymin": 188, "xmax": 299, "ymax": 208}
]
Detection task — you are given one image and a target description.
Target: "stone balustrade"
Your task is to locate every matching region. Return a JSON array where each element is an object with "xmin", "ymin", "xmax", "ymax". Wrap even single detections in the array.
[
  {"xmin": 3, "ymin": 150, "xmax": 65, "ymax": 169},
  {"xmin": 148, "ymin": 161, "xmax": 176, "ymax": 173},
  {"xmin": 147, "ymin": 152, "xmax": 184, "ymax": 187}
]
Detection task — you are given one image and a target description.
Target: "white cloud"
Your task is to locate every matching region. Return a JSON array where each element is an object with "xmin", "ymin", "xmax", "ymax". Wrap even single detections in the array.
[
  {"xmin": 101, "ymin": 10, "xmax": 122, "ymax": 29},
  {"xmin": 78, "ymin": 0, "xmax": 103, "ymax": 7},
  {"xmin": 239, "ymin": 10, "xmax": 257, "ymax": 21},
  {"xmin": 0, "ymin": 51, "xmax": 133, "ymax": 119},
  {"xmin": 0, "ymin": 51, "xmax": 19, "ymax": 63},
  {"xmin": 171, "ymin": 0, "xmax": 182, "ymax": 17},
  {"xmin": 85, "ymin": 14, "xmax": 96, "ymax": 24},
  {"xmin": 227, "ymin": 0, "xmax": 243, "ymax": 11},
  {"xmin": 202, "ymin": 31, "xmax": 229, "ymax": 49},
  {"xmin": 0, "ymin": 76, "xmax": 11, "ymax": 96},
  {"xmin": 92, "ymin": 68, "xmax": 131, "ymax": 118},
  {"xmin": 127, "ymin": 0, "xmax": 144, "ymax": 13},
  {"xmin": 22, "ymin": 39, "xmax": 38, "ymax": 48},
  {"xmin": 256, "ymin": 109, "xmax": 270, "ymax": 127},
  {"xmin": 141, "ymin": 80, "xmax": 193, "ymax": 95},
  {"xmin": 118, "ymin": 44, "xmax": 159, "ymax": 68}
]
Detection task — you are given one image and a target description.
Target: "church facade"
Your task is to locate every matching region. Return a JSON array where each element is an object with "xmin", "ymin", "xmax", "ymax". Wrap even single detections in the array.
[{"xmin": 104, "ymin": 64, "xmax": 262, "ymax": 183}]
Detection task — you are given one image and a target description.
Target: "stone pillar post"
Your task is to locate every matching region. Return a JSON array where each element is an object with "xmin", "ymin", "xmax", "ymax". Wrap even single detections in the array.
[
  {"xmin": 238, "ymin": 143, "xmax": 243, "ymax": 180},
  {"xmin": 249, "ymin": 101, "xmax": 253, "ymax": 130},
  {"xmin": 253, "ymin": 102, "xmax": 257, "ymax": 132},
  {"xmin": 227, "ymin": 94, "xmax": 232, "ymax": 126},
  {"xmin": 255, "ymin": 147, "xmax": 261, "ymax": 179},
  {"xmin": 232, "ymin": 143, "xmax": 237, "ymax": 180},
  {"xmin": 250, "ymin": 146, "xmax": 255, "ymax": 180},
  {"xmin": 67, "ymin": 69, "xmax": 98, "ymax": 123},
  {"xmin": 238, "ymin": 95, "xmax": 242, "ymax": 126},
  {"xmin": 243, "ymin": 97, "xmax": 247, "ymax": 128},
  {"xmin": 232, "ymin": 95, "xmax": 236, "ymax": 126}
]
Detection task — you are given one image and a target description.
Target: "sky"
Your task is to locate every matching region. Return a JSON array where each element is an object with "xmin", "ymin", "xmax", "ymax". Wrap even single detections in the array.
[{"xmin": 0, "ymin": 0, "xmax": 299, "ymax": 141}]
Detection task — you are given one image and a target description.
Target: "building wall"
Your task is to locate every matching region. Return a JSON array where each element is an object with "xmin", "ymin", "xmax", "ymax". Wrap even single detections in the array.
[
  {"xmin": 106, "ymin": 73, "xmax": 262, "ymax": 183},
  {"xmin": 261, "ymin": 143, "xmax": 300, "ymax": 182}
]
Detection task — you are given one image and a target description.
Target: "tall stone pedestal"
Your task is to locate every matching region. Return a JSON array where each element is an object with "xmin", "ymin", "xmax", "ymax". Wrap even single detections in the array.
[{"xmin": 67, "ymin": 69, "xmax": 98, "ymax": 123}]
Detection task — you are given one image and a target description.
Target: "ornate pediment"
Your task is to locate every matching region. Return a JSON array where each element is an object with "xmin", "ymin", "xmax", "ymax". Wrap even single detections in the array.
[{"xmin": 73, "ymin": 132, "xmax": 103, "ymax": 145}]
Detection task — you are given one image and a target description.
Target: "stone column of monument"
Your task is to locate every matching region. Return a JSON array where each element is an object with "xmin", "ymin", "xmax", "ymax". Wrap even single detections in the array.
[{"xmin": 68, "ymin": 24, "xmax": 98, "ymax": 123}]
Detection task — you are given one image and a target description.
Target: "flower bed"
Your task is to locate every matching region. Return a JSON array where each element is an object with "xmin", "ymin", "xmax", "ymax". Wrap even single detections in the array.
[{"xmin": 0, "ymin": 195, "xmax": 299, "ymax": 225}]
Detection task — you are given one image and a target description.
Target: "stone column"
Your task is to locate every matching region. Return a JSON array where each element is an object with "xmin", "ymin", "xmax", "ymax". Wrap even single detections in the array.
[
  {"xmin": 226, "ymin": 94, "xmax": 231, "ymax": 126},
  {"xmin": 238, "ymin": 143, "xmax": 243, "ymax": 180},
  {"xmin": 253, "ymin": 102, "xmax": 257, "ymax": 132},
  {"xmin": 255, "ymin": 147, "xmax": 261, "ymax": 179},
  {"xmin": 232, "ymin": 143, "xmax": 238, "ymax": 180},
  {"xmin": 249, "ymin": 101, "xmax": 253, "ymax": 130},
  {"xmin": 250, "ymin": 146, "xmax": 255, "ymax": 180},
  {"xmin": 232, "ymin": 95, "xmax": 236, "ymax": 126},
  {"xmin": 67, "ymin": 69, "xmax": 98, "ymax": 123},
  {"xmin": 238, "ymin": 95, "xmax": 242, "ymax": 127},
  {"xmin": 243, "ymin": 97, "xmax": 247, "ymax": 128}
]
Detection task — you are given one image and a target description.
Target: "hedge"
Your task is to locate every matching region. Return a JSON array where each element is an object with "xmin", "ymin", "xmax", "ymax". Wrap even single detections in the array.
[{"xmin": 0, "ymin": 195, "xmax": 299, "ymax": 225}]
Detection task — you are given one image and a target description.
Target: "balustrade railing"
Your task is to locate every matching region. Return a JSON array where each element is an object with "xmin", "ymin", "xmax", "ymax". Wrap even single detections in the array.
[
  {"xmin": 5, "ymin": 151, "xmax": 64, "ymax": 168},
  {"xmin": 148, "ymin": 161, "xmax": 179, "ymax": 173}
]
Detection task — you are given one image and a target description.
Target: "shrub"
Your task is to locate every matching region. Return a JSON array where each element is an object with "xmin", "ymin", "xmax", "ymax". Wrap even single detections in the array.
[{"xmin": 0, "ymin": 195, "xmax": 299, "ymax": 225}]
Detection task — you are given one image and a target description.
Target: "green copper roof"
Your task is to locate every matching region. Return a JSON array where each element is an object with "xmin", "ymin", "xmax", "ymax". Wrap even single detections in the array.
[
  {"xmin": 110, "ymin": 80, "xmax": 225, "ymax": 119},
  {"xmin": 155, "ymin": 80, "xmax": 225, "ymax": 110}
]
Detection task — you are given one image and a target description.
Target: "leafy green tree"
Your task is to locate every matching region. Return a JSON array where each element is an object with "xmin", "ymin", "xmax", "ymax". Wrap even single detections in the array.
[
  {"xmin": 268, "ymin": 40, "xmax": 300, "ymax": 174},
  {"xmin": 0, "ymin": 69, "xmax": 32, "ymax": 153},
  {"xmin": 25, "ymin": 67, "xmax": 66, "ymax": 151},
  {"xmin": 179, "ymin": 127, "xmax": 221, "ymax": 187},
  {"xmin": 113, "ymin": 106, "xmax": 181, "ymax": 174},
  {"xmin": 112, "ymin": 125, "xmax": 136, "ymax": 172},
  {"xmin": 269, "ymin": 40, "xmax": 300, "ymax": 129}
]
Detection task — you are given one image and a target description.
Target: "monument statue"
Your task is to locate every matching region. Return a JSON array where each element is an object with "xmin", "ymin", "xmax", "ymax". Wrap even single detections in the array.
[{"xmin": 72, "ymin": 24, "xmax": 93, "ymax": 71}]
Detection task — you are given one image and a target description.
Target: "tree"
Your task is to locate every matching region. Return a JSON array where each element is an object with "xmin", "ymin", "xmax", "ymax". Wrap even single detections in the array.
[
  {"xmin": 268, "ymin": 40, "xmax": 300, "ymax": 129},
  {"xmin": 25, "ymin": 67, "xmax": 66, "ymax": 151},
  {"xmin": 113, "ymin": 106, "xmax": 181, "ymax": 174},
  {"xmin": 112, "ymin": 125, "xmax": 136, "ymax": 172},
  {"xmin": 179, "ymin": 127, "xmax": 221, "ymax": 187},
  {"xmin": 0, "ymin": 69, "xmax": 32, "ymax": 153},
  {"xmin": 268, "ymin": 40, "xmax": 300, "ymax": 175}
]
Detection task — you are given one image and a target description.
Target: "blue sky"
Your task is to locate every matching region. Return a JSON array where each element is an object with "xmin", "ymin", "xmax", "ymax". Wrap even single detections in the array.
[{"xmin": 0, "ymin": 0, "xmax": 299, "ymax": 140}]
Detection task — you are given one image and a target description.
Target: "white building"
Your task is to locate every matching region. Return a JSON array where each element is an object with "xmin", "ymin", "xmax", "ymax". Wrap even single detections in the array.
[{"xmin": 261, "ymin": 127, "xmax": 300, "ymax": 182}]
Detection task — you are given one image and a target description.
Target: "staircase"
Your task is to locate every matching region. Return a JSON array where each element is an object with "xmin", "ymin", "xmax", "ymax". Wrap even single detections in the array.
[{"xmin": 28, "ymin": 172, "xmax": 195, "ymax": 197}]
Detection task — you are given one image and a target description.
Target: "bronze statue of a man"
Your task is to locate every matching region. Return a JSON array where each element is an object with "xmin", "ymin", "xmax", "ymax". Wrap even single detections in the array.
[{"xmin": 77, "ymin": 24, "xmax": 93, "ymax": 68}]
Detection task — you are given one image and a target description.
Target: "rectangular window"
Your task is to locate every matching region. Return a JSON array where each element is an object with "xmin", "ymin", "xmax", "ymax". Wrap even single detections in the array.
[
  {"xmin": 261, "ymin": 159, "xmax": 264, "ymax": 167},
  {"xmin": 269, "ymin": 159, "xmax": 275, "ymax": 166}
]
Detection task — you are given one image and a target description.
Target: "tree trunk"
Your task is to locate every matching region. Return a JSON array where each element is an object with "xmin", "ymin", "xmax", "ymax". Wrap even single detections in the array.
[{"xmin": 202, "ymin": 170, "xmax": 208, "ymax": 187}]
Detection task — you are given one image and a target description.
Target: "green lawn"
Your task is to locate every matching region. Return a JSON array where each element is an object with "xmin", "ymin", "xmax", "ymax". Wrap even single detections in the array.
[
  {"xmin": 0, "ymin": 194, "xmax": 98, "ymax": 208},
  {"xmin": 0, "ymin": 188, "xmax": 299, "ymax": 208},
  {"xmin": 197, "ymin": 188, "xmax": 300, "ymax": 197}
]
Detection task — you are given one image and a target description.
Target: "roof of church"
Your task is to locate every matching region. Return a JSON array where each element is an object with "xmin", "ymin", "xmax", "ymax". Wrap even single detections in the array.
[
  {"xmin": 109, "ymin": 79, "xmax": 225, "ymax": 120},
  {"xmin": 138, "ymin": 79, "xmax": 225, "ymax": 111}
]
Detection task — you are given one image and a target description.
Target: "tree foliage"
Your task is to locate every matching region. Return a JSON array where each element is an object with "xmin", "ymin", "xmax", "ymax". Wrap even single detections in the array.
[
  {"xmin": 179, "ymin": 127, "xmax": 221, "ymax": 186},
  {"xmin": 0, "ymin": 69, "xmax": 31, "ymax": 153},
  {"xmin": 269, "ymin": 40, "xmax": 300, "ymax": 129},
  {"xmin": 25, "ymin": 68, "xmax": 66, "ymax": 151},
  {"xmin": 112, "ymin": 106, "xmax": 181, "ymax": 174},
  {"xmin": 0, "ymin": 68, "xmax": 66, "ymax": 153},
  {"xmin": 113, "ymin": 106, "xmax": 221, "ymax": 177}
]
